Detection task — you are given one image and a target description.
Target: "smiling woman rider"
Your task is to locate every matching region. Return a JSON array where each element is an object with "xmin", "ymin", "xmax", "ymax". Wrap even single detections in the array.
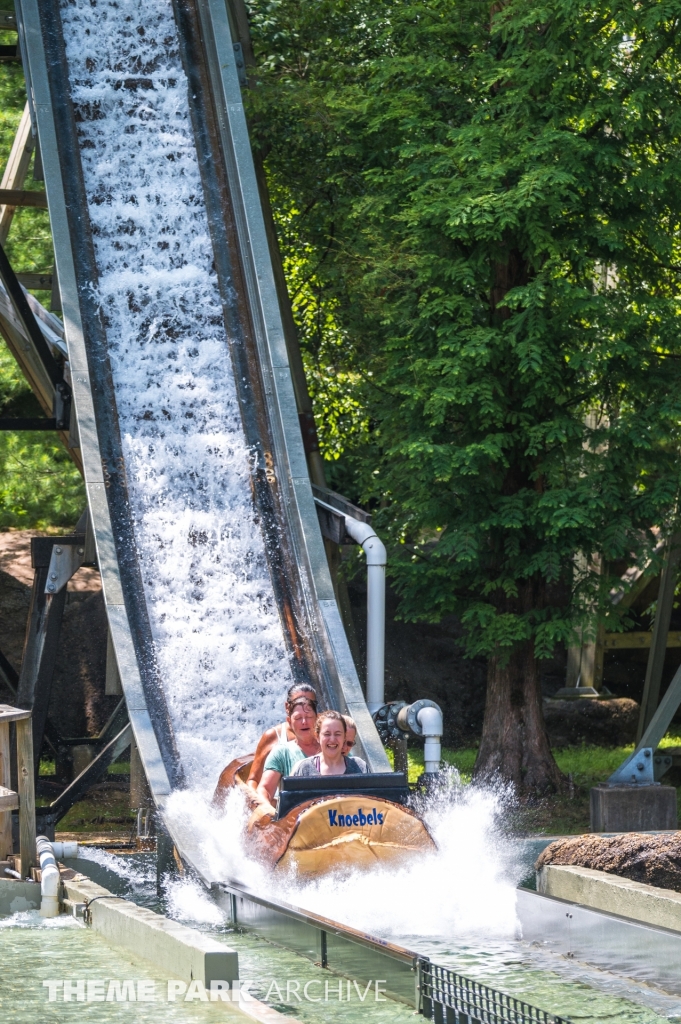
[
  {"xmin": 256, "ymin": 695, "xmax": 320, "ymax": 805},
  {"xmin": 292, "ymin": 710, "xmax": 367, "ymax": 777}
]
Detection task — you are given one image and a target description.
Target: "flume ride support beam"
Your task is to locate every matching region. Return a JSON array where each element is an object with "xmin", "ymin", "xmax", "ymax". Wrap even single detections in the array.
[
  {"xmin": 0, "ymin": 239, "xmax": 71, "ymax": 434},
  {"xmin": 344, "ymin": 516, "xmax": 386, "ymax": 713},
  {"xmin": 18, "ymin": 0, "xmax": 178, "ymax": 809},
  {"xmin": 636, "ymin": 531, "xmax": 681, "ymax": 743},
  {"xmin": 16, "ymin": 560, "xmax": 67, "ymax": 774},
  {"xmin": 0, "ymin": 103, "xmax": 35, "ymax": 244},
  {"xmin": 38, "ymin": 724, "xmax": 132, "ymax": 833}
]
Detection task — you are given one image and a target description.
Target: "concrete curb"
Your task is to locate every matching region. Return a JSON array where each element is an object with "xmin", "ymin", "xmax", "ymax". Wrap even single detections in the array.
[
  {"xmin": 63, "ymin": 873, "xmax": 238, "ymax": 987},
  {"xmin": 536, "ymin": 863, "xmax": 681, "ymax": 932},
  {"xmin": 62, "ymin": 873, "xmax": 301, "ymax": 1024}
]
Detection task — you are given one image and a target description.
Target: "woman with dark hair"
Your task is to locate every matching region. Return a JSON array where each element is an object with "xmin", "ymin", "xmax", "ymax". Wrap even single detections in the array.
[
  {"xmin": 292, "ymin": 710, "xmax": 367, "ymax": 778},
  {"xmin": 246, "ymin": 684, "xmax": 317, "ymax": 791}
]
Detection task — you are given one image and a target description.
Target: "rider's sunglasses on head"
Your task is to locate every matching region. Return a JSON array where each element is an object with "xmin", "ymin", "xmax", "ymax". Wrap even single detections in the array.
[{"xmin": 288, "ymin": 698, "xmax": 317, "ymax": 714}]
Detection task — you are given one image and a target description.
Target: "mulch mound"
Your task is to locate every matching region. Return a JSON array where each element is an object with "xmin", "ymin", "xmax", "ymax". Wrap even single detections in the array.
[
  {"xmin": 536, "ymin": 833, "xmax": 681, "ymax": 892},
  {"xmin": 543, "ymin": 697, "xmax": 639, "ymax": 748}
]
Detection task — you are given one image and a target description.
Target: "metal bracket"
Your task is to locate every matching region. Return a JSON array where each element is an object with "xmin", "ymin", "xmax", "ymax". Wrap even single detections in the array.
[
  {"xmin": 654, "ymin": 753, "xmax": 673, "ymax": 781},
  {"xmin": 52, "ymin": 379, "xmax": 71, "ymax": 430},
  {"xmin": 44, "ymin": 542, "xmax": 85, "ymax": 594},
  {"xmin": 607, "ymin": 747, "xmax": 656, "ymax": 786},
  {"xmin": 43, "ymin": 511, "xmax": 97, "ymax": 593},
  {"xmin": 232, "ymin": 42, "xmax": 247, "ymax": 86}
]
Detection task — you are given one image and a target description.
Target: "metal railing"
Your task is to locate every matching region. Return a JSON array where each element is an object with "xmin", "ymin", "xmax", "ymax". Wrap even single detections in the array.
[{"xmin": 420, "ymin": 961, "xmax": 571, "ymax": 1024}]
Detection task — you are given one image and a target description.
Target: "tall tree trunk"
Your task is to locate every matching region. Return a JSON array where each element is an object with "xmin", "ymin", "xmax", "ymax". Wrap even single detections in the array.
[{"xmin": 473, "ymin": 582, "xmax": 566, "ymax": 797}]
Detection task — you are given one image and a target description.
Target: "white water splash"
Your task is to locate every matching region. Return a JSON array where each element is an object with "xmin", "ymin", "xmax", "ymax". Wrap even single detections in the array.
[
  {"xmin": 165, "ymin": 876, "xmax": 226, "ymax": 926},
  {"xmin": 76, "ymin": 846, "xmax": 155, "ymax": 890},
  {"xmin": 0, "ymin": 909, "xmax": 81, "ymax": 929},
  {"xmin": 164, "ymin": 775, "xmax": 521, "ymax": 942},
  {"xmin": 60, "ymin": 0, "xmax": 293, "ymax": 787}
]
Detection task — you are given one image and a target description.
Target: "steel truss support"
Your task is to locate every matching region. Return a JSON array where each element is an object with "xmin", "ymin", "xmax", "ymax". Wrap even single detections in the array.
[
  {"xmin": 637, "ymin": 531, "xmax": 681, "ymax": 743},
  {"xmin": 16, "ymin": 532, "xmax": 95, "ymax": 772}
]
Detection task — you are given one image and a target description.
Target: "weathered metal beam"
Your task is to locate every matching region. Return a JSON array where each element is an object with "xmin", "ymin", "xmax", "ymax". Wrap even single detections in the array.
[
  {"xmin": 0, "ymin": 240, "xmax": 63, "ymax": 392},
  {"xmin": 637, "ymin": 532, "xmax": 681, "ymax": 743},
  {"xmin": 97, "ymin": 697, "xmax": 128, "ymax": 745},
  {"xmin": 0, "ymin": 417, "xmax": 56, "ymax": 430},
  {"xmin": 16, "ymin": 563, "xmax": 67, "ymax": 772},
  {"xmin": 637, "ymin": 663, "xmax": 681, "ymax": 753},
  {"xmin": 38, "ymin": 724, "xmax": 132, "ymax": 828},
  {"xmin": 0, "ymin": 645, "xmax": 18, "ymax": 694}
]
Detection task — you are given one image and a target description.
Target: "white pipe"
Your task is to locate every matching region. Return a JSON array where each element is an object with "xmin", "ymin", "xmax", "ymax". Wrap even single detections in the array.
[
  {"xmin": 344, "ymin": 517, "xmax": 386, "ymax": 713},
  {"xmin": 37, "ymin": 835, "xmax": 61, "ymax": 918},
  {"xmin": 418, "ymin": 705, "xmax": 443, "ymax": 774},
  {"xmin": 51, "ymin": 840, "xmax": 79, "ymax": 860}
]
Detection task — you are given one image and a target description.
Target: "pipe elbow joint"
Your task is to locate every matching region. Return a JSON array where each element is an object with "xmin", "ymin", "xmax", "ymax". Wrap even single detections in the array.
[
  {"xmin": 344, "ymin": 516, "xmax": 386, "ymax": 566},
  {"xmin": 37, "ymin": 835, "xmax": 61, "ymax": 918},
  {"xmin": 417, "ymin": 704, "xmax": 443, "ymax": 739}
]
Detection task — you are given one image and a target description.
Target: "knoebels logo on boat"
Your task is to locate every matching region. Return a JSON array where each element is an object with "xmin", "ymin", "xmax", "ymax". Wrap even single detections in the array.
[{"xmin": 327, "ymin": 807, "xmax": 384, "ymax": 827}]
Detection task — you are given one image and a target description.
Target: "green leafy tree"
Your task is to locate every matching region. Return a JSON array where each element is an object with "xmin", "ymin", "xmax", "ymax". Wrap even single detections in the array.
[
  {"xmin": 0, "ymin": 39, "xmax": 83, "ymax": 528},
  {"xmin": 246, "ymin": 0, "xmax": 681, "ymax": 794}
]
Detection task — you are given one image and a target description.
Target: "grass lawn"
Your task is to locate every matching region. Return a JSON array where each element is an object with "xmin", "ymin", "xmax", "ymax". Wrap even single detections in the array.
[
  {"xmin": 402, "ymin": 734, "xmax": 681, "ymax": 835},
  {"xmin": 39, "ymin": 740, "xmax": 681, "ymax": 839},
  {"xmin": 39, "ymin": 760, "xmax": 136, "ymax": 835}
]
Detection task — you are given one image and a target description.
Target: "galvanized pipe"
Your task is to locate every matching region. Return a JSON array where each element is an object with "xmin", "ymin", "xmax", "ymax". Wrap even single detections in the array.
[
  {"xmin": 417, "ymin": 705, "xmax": 443, "ymax": 774},
  {"xmin": 344, "ymin": 517, "xmax": 386, "ymax": 713}
]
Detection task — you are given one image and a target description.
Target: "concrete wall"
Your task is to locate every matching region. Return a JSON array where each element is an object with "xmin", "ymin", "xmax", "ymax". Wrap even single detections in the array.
[
  {"xmin": 0, "ymin": 877, "xmax": 40, "ymax": 914},
  {"xmin": 537, "ymin": 863, "xmax": 681, "ymax": 933},
  {"xmin": 64, "ymin": 874, "xmax": 238, "ymax": 987}
]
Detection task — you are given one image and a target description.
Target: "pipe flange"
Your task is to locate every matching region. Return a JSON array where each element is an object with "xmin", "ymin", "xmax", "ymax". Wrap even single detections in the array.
[
  {"xmin": 372, "ymin": 701, "xmax": 407, "ymax": 743},
  {"xmin": 401, "ymin": 698, "xmax": 441, "ymax": 737}
]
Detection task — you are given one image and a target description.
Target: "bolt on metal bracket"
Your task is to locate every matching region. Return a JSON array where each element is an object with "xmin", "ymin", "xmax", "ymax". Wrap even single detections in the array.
[
  {"xmin": 44, "ymin": 542, "xmax": 85, "ymax": 595},
  {"xmin": 607, "ymin": 747, "xmax": 656, "ymax": 786}
]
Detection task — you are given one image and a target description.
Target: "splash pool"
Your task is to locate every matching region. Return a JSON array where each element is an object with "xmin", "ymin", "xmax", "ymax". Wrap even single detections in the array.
[{"xmin": 44, "ymin": 844, "xmax": 680, "ymax": 1024}]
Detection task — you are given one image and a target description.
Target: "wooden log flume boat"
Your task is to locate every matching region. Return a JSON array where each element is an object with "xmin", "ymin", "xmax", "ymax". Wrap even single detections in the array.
[{"xmin": 213, "ymin": 755, "xmax": 437, "ymax": 877}]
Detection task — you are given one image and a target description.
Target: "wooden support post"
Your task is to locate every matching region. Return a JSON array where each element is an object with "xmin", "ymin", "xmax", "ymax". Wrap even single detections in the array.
[
  {"xmin": 0, "ymin": 720, "xmax": 11, "ymax": 857},
  {"xmin": 0, "ymin": 103, "xmax": 34, "ymax": 244},
  {"xmin": 0, "ymin": 706, "xmax": 35, "ymax": 873},
  {"xmin": 16, "ymin": 716, "xmax": 36, "ymax": 878},
  {"xmin": 637, "ymin": 532, "xmax": 681, "ymax": 743}
]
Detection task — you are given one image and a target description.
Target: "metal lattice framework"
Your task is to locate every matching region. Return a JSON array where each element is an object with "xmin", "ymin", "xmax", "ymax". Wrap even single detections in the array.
[{"xmin": 420, "ymin": 961, "xmax": 571, "ymax": 1024}]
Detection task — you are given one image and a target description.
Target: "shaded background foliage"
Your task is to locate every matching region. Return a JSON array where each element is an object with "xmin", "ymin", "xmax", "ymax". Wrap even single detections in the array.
[{"xmin": 246, "ymin": 0, "xmax": 681, "ymax": 661}]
